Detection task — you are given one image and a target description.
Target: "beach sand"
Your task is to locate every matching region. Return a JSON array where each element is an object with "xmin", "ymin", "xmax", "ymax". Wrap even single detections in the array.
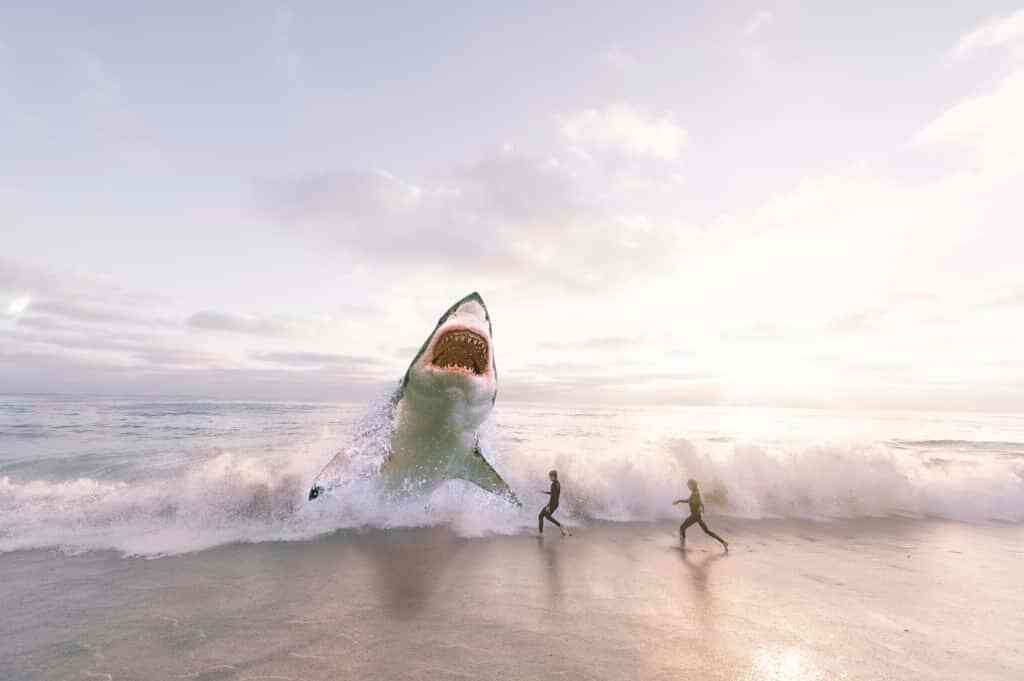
[{"xmin": 3, "ymin": 518, "xmax": 1022, "ymax": 681}]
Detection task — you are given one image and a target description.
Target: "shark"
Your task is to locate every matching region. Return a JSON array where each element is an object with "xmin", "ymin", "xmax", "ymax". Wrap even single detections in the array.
[{"xmin": 307, "ymin": 292, "xmax": 518, "ymax": 504}]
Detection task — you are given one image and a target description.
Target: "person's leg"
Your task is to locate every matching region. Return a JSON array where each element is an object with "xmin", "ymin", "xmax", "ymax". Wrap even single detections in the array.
[
  {"xmin": 540, "ymin": 507, "xmax": 564, "ymax": 534},
  {"xmin": 544, "ymin": 503, "xmax": 562, "ymax": 527},
  {"xmin": 545, "ymin": 504, "xmax": 569, "ymax": 535},
  {"xmin": 698, "ymin": 518, "xmax": 728, "ymax": 549},
  {"xmin": 679, "ymin": 514, "xmax": 699, "ymax": 543}
]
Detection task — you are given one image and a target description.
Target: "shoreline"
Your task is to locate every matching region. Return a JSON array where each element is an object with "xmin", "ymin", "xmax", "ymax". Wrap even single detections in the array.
[{"xmin": 3, "ymin": 517, "xmax": 1021, "ymax": 680}]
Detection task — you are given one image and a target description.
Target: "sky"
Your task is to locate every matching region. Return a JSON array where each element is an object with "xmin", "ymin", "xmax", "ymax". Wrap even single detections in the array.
[{"xmin": 2, "ymin": 2, "xmax": 1023, "ymax": 410}]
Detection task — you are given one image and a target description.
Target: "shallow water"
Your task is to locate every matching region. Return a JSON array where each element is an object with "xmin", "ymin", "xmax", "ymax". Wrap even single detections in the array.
[
  {"xmin": 1, "ymin": 395, "xmax": 1023, "ymax": 556},
  {"xmin": 2, "ymin": 519, "xmax": 1022, "ymax": 680}
]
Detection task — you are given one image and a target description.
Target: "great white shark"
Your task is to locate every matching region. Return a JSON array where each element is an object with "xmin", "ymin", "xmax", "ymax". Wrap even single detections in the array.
[{"xmin": 307, "ymin": 292, "xmax": 518, "ymax": 504}]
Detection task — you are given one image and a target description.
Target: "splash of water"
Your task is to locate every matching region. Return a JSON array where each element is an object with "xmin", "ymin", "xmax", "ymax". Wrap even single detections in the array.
[{"xmin": 2, "ymin": 398, "xmax": 1022, "ymax": 557}]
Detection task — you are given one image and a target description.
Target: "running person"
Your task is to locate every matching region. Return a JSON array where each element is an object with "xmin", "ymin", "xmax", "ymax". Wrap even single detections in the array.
[
  {"xmin": 673, "ymin": 478, "xmax": 728, "ymax": 551},
  {"xmin": 538, "ymin": 469, "xmax": 568, "ymax": 536}
]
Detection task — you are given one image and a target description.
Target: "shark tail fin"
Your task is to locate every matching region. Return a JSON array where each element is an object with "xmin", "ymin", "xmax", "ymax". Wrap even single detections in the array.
[{"xmin": 465, "ymin": 443, "xmax": 521, "ymax": 507}]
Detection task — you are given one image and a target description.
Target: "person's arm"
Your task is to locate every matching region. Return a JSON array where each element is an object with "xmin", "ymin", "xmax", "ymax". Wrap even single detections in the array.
[{"xmin": 672, "ymin": 496, "xmax": 691, "ymax": 505}]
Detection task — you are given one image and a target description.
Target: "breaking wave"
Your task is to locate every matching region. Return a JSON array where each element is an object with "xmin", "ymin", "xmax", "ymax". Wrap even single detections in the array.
[
  {"xmin": 1, "ymin": 399, "xmax": 1022, "ymax": 557},
  {"xmin": 887, "ymin": 439, "xmax": 1024, "ymax": 455},
  {"xmin": 563, "ymin": 438, "xmax": 1024, "ymax": 524}
]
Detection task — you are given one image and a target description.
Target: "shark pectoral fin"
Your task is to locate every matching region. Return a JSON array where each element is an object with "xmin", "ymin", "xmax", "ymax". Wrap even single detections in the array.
[{"xmin": 464, "ymin": 446, "xmax": 521, "ymax": 507}]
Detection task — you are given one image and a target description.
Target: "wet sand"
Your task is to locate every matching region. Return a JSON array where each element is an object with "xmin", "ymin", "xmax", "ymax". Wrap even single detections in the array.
[{"xmin": 2, "ymin": 518, "xmax": 1022, "ymax": 681}]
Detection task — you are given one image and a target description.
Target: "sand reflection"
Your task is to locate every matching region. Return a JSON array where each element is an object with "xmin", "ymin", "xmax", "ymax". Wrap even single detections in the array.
[
  {"xmin": 679, "ymin": 549, "xmax": 726, "ymax": 594},
  {"xmin": 357, "ymin": 527, "xmax": 465, "ymax": 618},
  {"xmin": 536, "ymin": 535, "xmax": 564, "ymax": 607},
  {"xmin": 748, "ymin": 646, "xmax": 825, "ymax": 680}
]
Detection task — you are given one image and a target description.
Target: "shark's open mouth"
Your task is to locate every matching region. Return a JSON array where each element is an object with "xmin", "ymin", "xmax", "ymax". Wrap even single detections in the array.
[{"xmin": 432, "ymin": 329, "xmax": 488, "ymax": 375}]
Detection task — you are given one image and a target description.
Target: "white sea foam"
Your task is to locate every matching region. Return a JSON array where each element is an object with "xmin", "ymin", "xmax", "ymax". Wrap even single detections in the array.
[
  {"xmin": 563, "ymin": 437, "xmax": 1024, "ymax": 523},
  {"xmin": 1, "ymin": 399, "xmax": 1022, "ymax": 557}
]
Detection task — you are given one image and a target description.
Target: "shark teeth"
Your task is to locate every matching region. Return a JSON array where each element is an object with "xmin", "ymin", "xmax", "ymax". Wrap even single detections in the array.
[{"xmin": 431, "ymin": 328, "xmax": 489, "ymax": 375}]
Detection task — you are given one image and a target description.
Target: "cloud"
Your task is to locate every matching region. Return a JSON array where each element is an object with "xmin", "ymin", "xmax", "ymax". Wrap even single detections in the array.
[
  {"xmin": 70, "ymin": 51, "xmax": 158, "ymax": 166},
  {"xmin": 187, "ymin": 310, "xmax": 301, "ymax": 336},
  {"xmin": 2, "ymin": 258, "xmax": 175, "ymax": 347},
  {"xmin": 0, "ymin": 259, "xmax": 396, "ymax": 398},
  {"xmin": 0, "ymin": 259, "xmax": 399, "ymax": 398},
  {"xmin": 501, "ymin": 370, "xmax": 721, "ymax": 404},
  {"xmin": 1, "ymin": 256, "xmax": 162, "ymax": 307},
  {"xmin": 560, "ymin": 104, "xmax": 688, "ymax": 161},
  {"xmin": 253, "ymin": 351, "xmax": 384, "ymax": 369},
  {"xmin": 0, "ymin": 349, "xmax": 391, "ymax": 401},
  {"xmin": 260, "ymin": 169, "xmax": 423, "ymax": 223},
  {"xmin": 7, "ymin": 324, "xmax": 148, "ymax": 353},
  {"xmin": 28, "ymin": 299, "xmax": 167, "ymax": 327},
  {"xmin": 2, "ymin": 320, "xmax": 220, "ymax": 368},
  {"xmin": 539, "ymin": 336, "xmax": 634, "ymax": 350},
  {"xmin": 259, "ymin": 146, "xmax": 689, "ymax": 291},
  {"xmin": 915, "ymin": 69, "xmax": 1024, "ymax": 175},
  {"xmin": 454, "ymin": 153, "xmax": 582, "ymax": 224},
  {"xmin": 258, "ymin": 169, "xmax": 491, "ymax": 266},
  {"xmin": 393, "ymin": 345, "xmax": 420, "ymax": 359},
  {"xmin": 1, "ymin": 258, "xmax": 400, "ymax": 398},
  {"xmin": 268, "ymin": 154, "xmax": 585, "ymax": 234},
  {"xmin": 723, "ymin": 322, "xmax": 791, "ymax": 341},
  {"xmin": 1, "ymin": 257, "xmax": 68, "ymax": 294},
  {"xmin": 953, "ymin": 9, "xmax": 1024, "ymax": 59},
  {"xmin": 271, "ymin": 7, "xmax": 302, "ymax": 83},
  {"xmin": 523, "ymin": 368, "xmax": 712, "ymax": 386},
  {"xmin": 4, "ymin": 296, "xmax": 30, "ymax": 317},
  {"xmin": 982, "ymin": 287, "xmax": 1024, "ymax": 309},
  {"xmin": 827, "ymin": 311, "xmax": 882, "ymax": 335},
  {"xmin": 742, "ymin": 10, "xmax": 773, "ymax": 37},
  {"xmin": 131, "ymin": 347, "xmax": 225, "ymax": 368},
  {"xmin": 602, "ymin": 46, "xmax": 639, "ymax": 72},
  {"xmin": 654, "ymin": 57, "xmax": 1024, "ymax": 409}
]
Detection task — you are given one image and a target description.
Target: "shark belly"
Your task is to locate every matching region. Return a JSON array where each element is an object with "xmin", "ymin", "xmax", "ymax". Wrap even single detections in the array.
[{"xmin": 380, "ymin": 392, "xmax": 514, "ymax": 500}]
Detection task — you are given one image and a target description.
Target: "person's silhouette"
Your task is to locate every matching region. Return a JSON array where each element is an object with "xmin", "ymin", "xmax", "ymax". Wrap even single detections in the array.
[
  {"xmin": 538, "ymin": 469, "xmax": 569, "ymax": 536},
  {"xmin": 673, "ymin": 478, "xmax": 728, "ymax": 551}
]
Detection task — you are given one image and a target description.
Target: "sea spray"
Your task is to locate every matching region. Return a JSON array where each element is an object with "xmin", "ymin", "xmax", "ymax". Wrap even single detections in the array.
[{"xmin": 2, "ymin": 397, "xmax": 1023, "ymax": 557}]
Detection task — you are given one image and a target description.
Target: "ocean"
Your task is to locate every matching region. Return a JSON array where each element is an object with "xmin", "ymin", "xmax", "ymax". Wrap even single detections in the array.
[
  {"xmin": 2, "ymin": 394, "xmax": 1022, "ymax": 679},
  {"xmin": 2, "ymin": 394, "xmax": 1022, "ymax": 556}
]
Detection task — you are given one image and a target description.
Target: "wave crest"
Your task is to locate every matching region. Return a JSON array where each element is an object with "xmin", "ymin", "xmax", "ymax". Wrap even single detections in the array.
[{"xmin": 2, "ymin": 423, "xmax": 1022, "ymax": 557}]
